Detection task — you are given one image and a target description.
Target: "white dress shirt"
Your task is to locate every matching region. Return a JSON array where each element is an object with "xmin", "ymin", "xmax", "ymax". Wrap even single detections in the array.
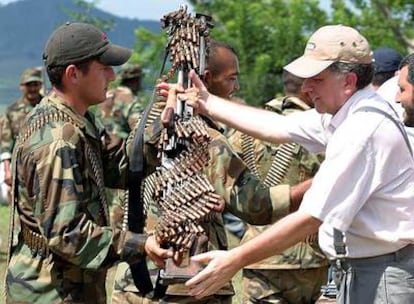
[{"xmin": 282, "ymin": 87, "xmax": 414, "ymax": 258}]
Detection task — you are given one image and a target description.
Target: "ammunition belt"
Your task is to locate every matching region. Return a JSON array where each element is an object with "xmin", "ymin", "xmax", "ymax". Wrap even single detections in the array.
[
  {"xmin": 16, "ymin": 108, "xmax": 109, "ymax": 225},
  {"xmin": 145, "ymin": 104, "xmax": 164, "ymax": 128},
  {"xmin": 263, "ymin": 143, "xmax": 297, "ymax": 187},
  {"xmin": 240, "ymin": 133, "xmax": 260, "ymax": 178},
  {"xmin": 240, "ymin": 131, "xmax": 297, "ymax": 186},
  {"xmin": 21, "ymin": 222, "xmax": 49, "ymax": 257},
  {"xmin": 122, "ymin": 101, "xmax": 165, "ymax": 232},
  {"xmin": 146, "ymin": 115, "xmax": 223, "ymax": 254}
]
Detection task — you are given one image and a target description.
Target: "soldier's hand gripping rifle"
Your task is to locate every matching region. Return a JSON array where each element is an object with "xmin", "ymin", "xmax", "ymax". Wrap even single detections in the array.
[
  {"xmin": 127, "ymin": 4, "xmax": 218, "ymax": 292},
  {"xmin": 141, "ymin": 6, "xmax": 225, "ymax": 284}
]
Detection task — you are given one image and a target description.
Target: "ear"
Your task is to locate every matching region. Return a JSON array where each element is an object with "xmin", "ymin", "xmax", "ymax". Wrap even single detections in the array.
[
  {"xmin": 203, "ymin": 69, "xmax": 212, "ymax": 88},
  {"xmin": 344, "ymin": 72, "xmax": 358, "ymax": 95},
  {"xmin": 65, "ymin": 64, "xmax": 79, "ymax": 85}
]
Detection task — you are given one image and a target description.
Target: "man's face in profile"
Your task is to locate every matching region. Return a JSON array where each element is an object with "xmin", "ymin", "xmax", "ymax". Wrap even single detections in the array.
[{"xmin": 397, "ymin": 66, "xmax": 414, "ymax": 127}]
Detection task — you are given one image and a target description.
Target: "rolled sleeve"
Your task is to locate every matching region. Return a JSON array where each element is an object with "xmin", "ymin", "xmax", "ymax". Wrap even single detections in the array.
[{"xmin": 269, "ymin": 184, "xmax": 291, "ymax": 222}]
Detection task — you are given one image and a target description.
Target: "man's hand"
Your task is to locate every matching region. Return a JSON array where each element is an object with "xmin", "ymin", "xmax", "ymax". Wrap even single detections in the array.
[
  {"xmin": 186, "ymin": 70, "xmax": 210, "ymax": 115},
  {"xmin": 156, "ymin": 70, "xmax": 212, "ymax": 117},
  {"xmin": 156, "ymin": 82, "xmax": 184, "ymax": 126},
  {"xmin": 144, "ymin": 234, "xmax": 173, "ymax": 269},
  {"xmin": 185, "ymin": 250, "xmax": 240, "ymax": 299}
]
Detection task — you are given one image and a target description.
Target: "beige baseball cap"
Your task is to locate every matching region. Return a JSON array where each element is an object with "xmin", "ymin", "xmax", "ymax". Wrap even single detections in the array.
[{"xmin": 284, "ymin": 25, "xmax": 372, "ymax": 78}]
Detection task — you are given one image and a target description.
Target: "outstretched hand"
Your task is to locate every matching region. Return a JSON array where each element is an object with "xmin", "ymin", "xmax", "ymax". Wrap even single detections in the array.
[
  {"xmin": 156, "ymin": 70, "xmax": 211, "ymax": 120},
  {"xmin": 185, "ymin": 250, "xmax": 240, "ymax": 299},
  {"xmin": 185, "ymin": 70, "xmax": 210, "ymax": 114}
]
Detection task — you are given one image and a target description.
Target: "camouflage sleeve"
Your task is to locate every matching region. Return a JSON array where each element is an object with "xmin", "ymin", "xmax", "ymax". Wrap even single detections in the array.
[
  {"xmin": 137, "ymin": 120, "xmax": 291, "ymax": 225},
  {"xmin": 0, "ymin": 113, "xmax": 13, "ymax": 160},
  {"xmin": 126, "ymin": 100, "xmax": 144, "ymax": 131},
  {"xmin": 225, "ymin": 128, "xmax": 243, "ymax": 155},
  {"xmin": 206, "ymin": 129, "xmax": 291, "ymax": 225},
  {"xmin": 26, "ymin": 131, "xmax": 146, "ymax": 269}
]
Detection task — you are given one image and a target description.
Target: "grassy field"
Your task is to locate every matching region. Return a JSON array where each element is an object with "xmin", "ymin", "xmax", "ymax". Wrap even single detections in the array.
[
  {"xmin": 0, "ymin": 204, "xmax": 9, "ymax": 304},
  {"xmin": 0, "ymin": 204, "xmax": 242, "ymax": 304}
]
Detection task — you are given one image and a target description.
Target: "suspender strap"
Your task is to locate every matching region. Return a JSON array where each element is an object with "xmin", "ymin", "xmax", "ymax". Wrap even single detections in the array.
[
  {"xmin": 357, "ymin": 106, "xmax": 413, "ymax": 156},
  {"xmin": 333, "ymin": 228, "xmax": 346, "ymax": 257},
  {"xmin": 334, "ymin": 105, "xmax": 413, "ymax": 258}
]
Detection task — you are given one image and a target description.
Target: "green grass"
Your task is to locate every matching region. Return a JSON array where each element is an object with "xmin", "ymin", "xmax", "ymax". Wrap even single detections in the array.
[{"xmin": 0, "ymin": 204, "xmax": 10, "ymax": 304}]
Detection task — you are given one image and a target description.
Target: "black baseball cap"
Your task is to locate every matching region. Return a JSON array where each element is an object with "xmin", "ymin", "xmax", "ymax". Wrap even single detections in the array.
[
  {"xmin": 43, "ymin": 22, "xmax": 132, "ymax": 68},
  {"xmin": 373, "ymin": 47, "xmax": 402, "ymax": 73}
]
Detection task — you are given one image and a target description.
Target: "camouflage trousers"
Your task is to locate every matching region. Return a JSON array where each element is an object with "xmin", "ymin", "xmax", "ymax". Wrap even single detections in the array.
[
  {"xmin": 112, "ymin": 290, "xmax": 158, "ymax": 304},
  {"xmin": 111, "ymin": 290, "xmax": 232, "ymax": 304},
  {"xmin": 242, "ymin": 266, "xmax": 329, "ymax": 304},
  {"xmin": 111, "ymin": 262, "xmax": 232, "ymax": 304}
]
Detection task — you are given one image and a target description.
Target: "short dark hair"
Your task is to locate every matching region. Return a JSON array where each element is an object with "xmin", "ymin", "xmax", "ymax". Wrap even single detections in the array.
[
  {"xmin": 372, "ymin": 71, "xmax": 395, "ymax": 87},
  {"xmin": 399, "ymin": 53, "xmax": 414, "ymax": 85},
  {"xmin": 329, "ymin": 62, "xmax": 374, "ymax": 90},
  {"xmin": 206, "ymin": 40, "xmax": 238, "ymax": 75},
  {"xmin": 282, "ymin": 69, "xmax": 304, "ymax": 95},
  {"xmin": 47, "ymin": 57, "xmax": 96, "ymax": 90}
]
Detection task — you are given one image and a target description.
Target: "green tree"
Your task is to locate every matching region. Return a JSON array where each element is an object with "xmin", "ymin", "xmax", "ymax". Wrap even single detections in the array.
[
  {"xmin": 189, "ymin": 0, "xmax": 327, "ymax": 105},
  {"xmin": 131, "ymin": 1, "xmax": 414, "ymax": 106},
  {"xmin": 330, "ymin": 0, "xmax": 414, "ymax": 54},
  {"xmin": 63, "ymin": 0, "xmax": 114, "ymax": 31},
  {"xmin": 131, "ymin": 27, "xmax": 168, "ymax": 90}
]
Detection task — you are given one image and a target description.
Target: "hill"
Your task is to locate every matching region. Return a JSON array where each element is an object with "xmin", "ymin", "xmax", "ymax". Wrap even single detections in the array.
[{"xmin": 0, "ymin": 0, "xmax": 160, "ymax": 106}]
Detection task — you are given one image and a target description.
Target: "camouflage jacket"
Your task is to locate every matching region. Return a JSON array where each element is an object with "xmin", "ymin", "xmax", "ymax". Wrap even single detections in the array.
[
  {"xmin": 6, "ymin": 92, "xmax": 149, "ymax": 304},
  {"xmin": 111, "ymin": 85, "xmax": 146, "ymax": 130},
  {"xmin": 91, "ymin": 102, "xmax": 132, "ymax": 140},
  {"xmin": 0, "ymin": 95, "xmax": 42, "ymax": 160},
  {"xmin": 114, "ymin": 113, "xmax": 292, "ymax": 297},
  {"xmin": 236, "ymin": 96, "xmax": 329, "ymax": 269}
]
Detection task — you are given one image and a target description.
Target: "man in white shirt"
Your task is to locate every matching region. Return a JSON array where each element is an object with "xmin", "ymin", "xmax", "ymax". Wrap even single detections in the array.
[{"xmin": 160, "ymin": 25, "xmax": 414, "ymax": 303}]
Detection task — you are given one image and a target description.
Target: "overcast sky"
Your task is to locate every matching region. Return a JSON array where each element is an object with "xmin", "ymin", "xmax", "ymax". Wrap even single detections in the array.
[{"xmin": 0, "ymin": 0, "xmax": 192, "ymax": 20}]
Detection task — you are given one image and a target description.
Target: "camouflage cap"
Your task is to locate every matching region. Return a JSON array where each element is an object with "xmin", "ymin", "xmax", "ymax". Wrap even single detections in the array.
[
  {"xmin": 43, "ymin": 22, "xmax": 132, "ymax": 68},
  {"xmin": 20, "ymin": 68, "xmax": 42, "ymax": 84},
  {"xmin": 118, "ymin": 63, "xmax": 143, "ymax": 80}
]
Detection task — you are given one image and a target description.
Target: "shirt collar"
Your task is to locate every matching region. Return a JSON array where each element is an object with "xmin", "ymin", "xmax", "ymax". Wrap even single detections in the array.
[{"xmin": 327, "ymin": 87, "xmax": 377, "ymax": 132}]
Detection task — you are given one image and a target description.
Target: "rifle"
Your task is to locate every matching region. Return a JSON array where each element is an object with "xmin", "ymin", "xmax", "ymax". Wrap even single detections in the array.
[
  {"xmin": 127, "ymin": 4, "xmax": 215, "ymax": 294},
  {"xmin": 155, "ymin": 5, "xmax": 219, "ymax": 283}
]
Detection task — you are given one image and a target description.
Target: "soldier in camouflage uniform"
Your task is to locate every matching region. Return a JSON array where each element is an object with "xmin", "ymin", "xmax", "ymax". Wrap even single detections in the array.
[
  {"xmin": 202, "ymin": 41, "xmax": 246, "ymax": 240},
  {"xmin": 117, "ymin": 63, "xmax": 148, "ymax": 129},
  {"xmin": 237, "ymin": 70, "xmax": 329, "ymax": 304},
  {"xmin": 0, "ymin": 67, "xmax": 43, "ymax": 189},
  {"xmin": 92, "ymin": 65, "xmax": 148, "ymax": 227},
  {"xmin": 5, "ymin": 22, "xmax": 171, "ymax": 304},
  {"xmin": 89, "ymin": 89, "xmax": 133, "ymax": 227},
  {"xmin": 91, "ymin": 63, "xmax": 146, "ymax": 138},
  {"xmin": 111, "ymin": 40, "xmax": 312, "ymax": 304}
]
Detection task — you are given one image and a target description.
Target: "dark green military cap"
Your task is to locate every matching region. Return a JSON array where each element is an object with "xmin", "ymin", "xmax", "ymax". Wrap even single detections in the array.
[
  {"xmin": 118, "ymin": 63, "xmax": 143, "ymax": 80},
  {"xmin": 43, "ymin": 22, "xmax": 131, "ymax": 68},
  {"xmin": 20, "ymin": 68, "xmax": 42, "ymax": 84}
]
